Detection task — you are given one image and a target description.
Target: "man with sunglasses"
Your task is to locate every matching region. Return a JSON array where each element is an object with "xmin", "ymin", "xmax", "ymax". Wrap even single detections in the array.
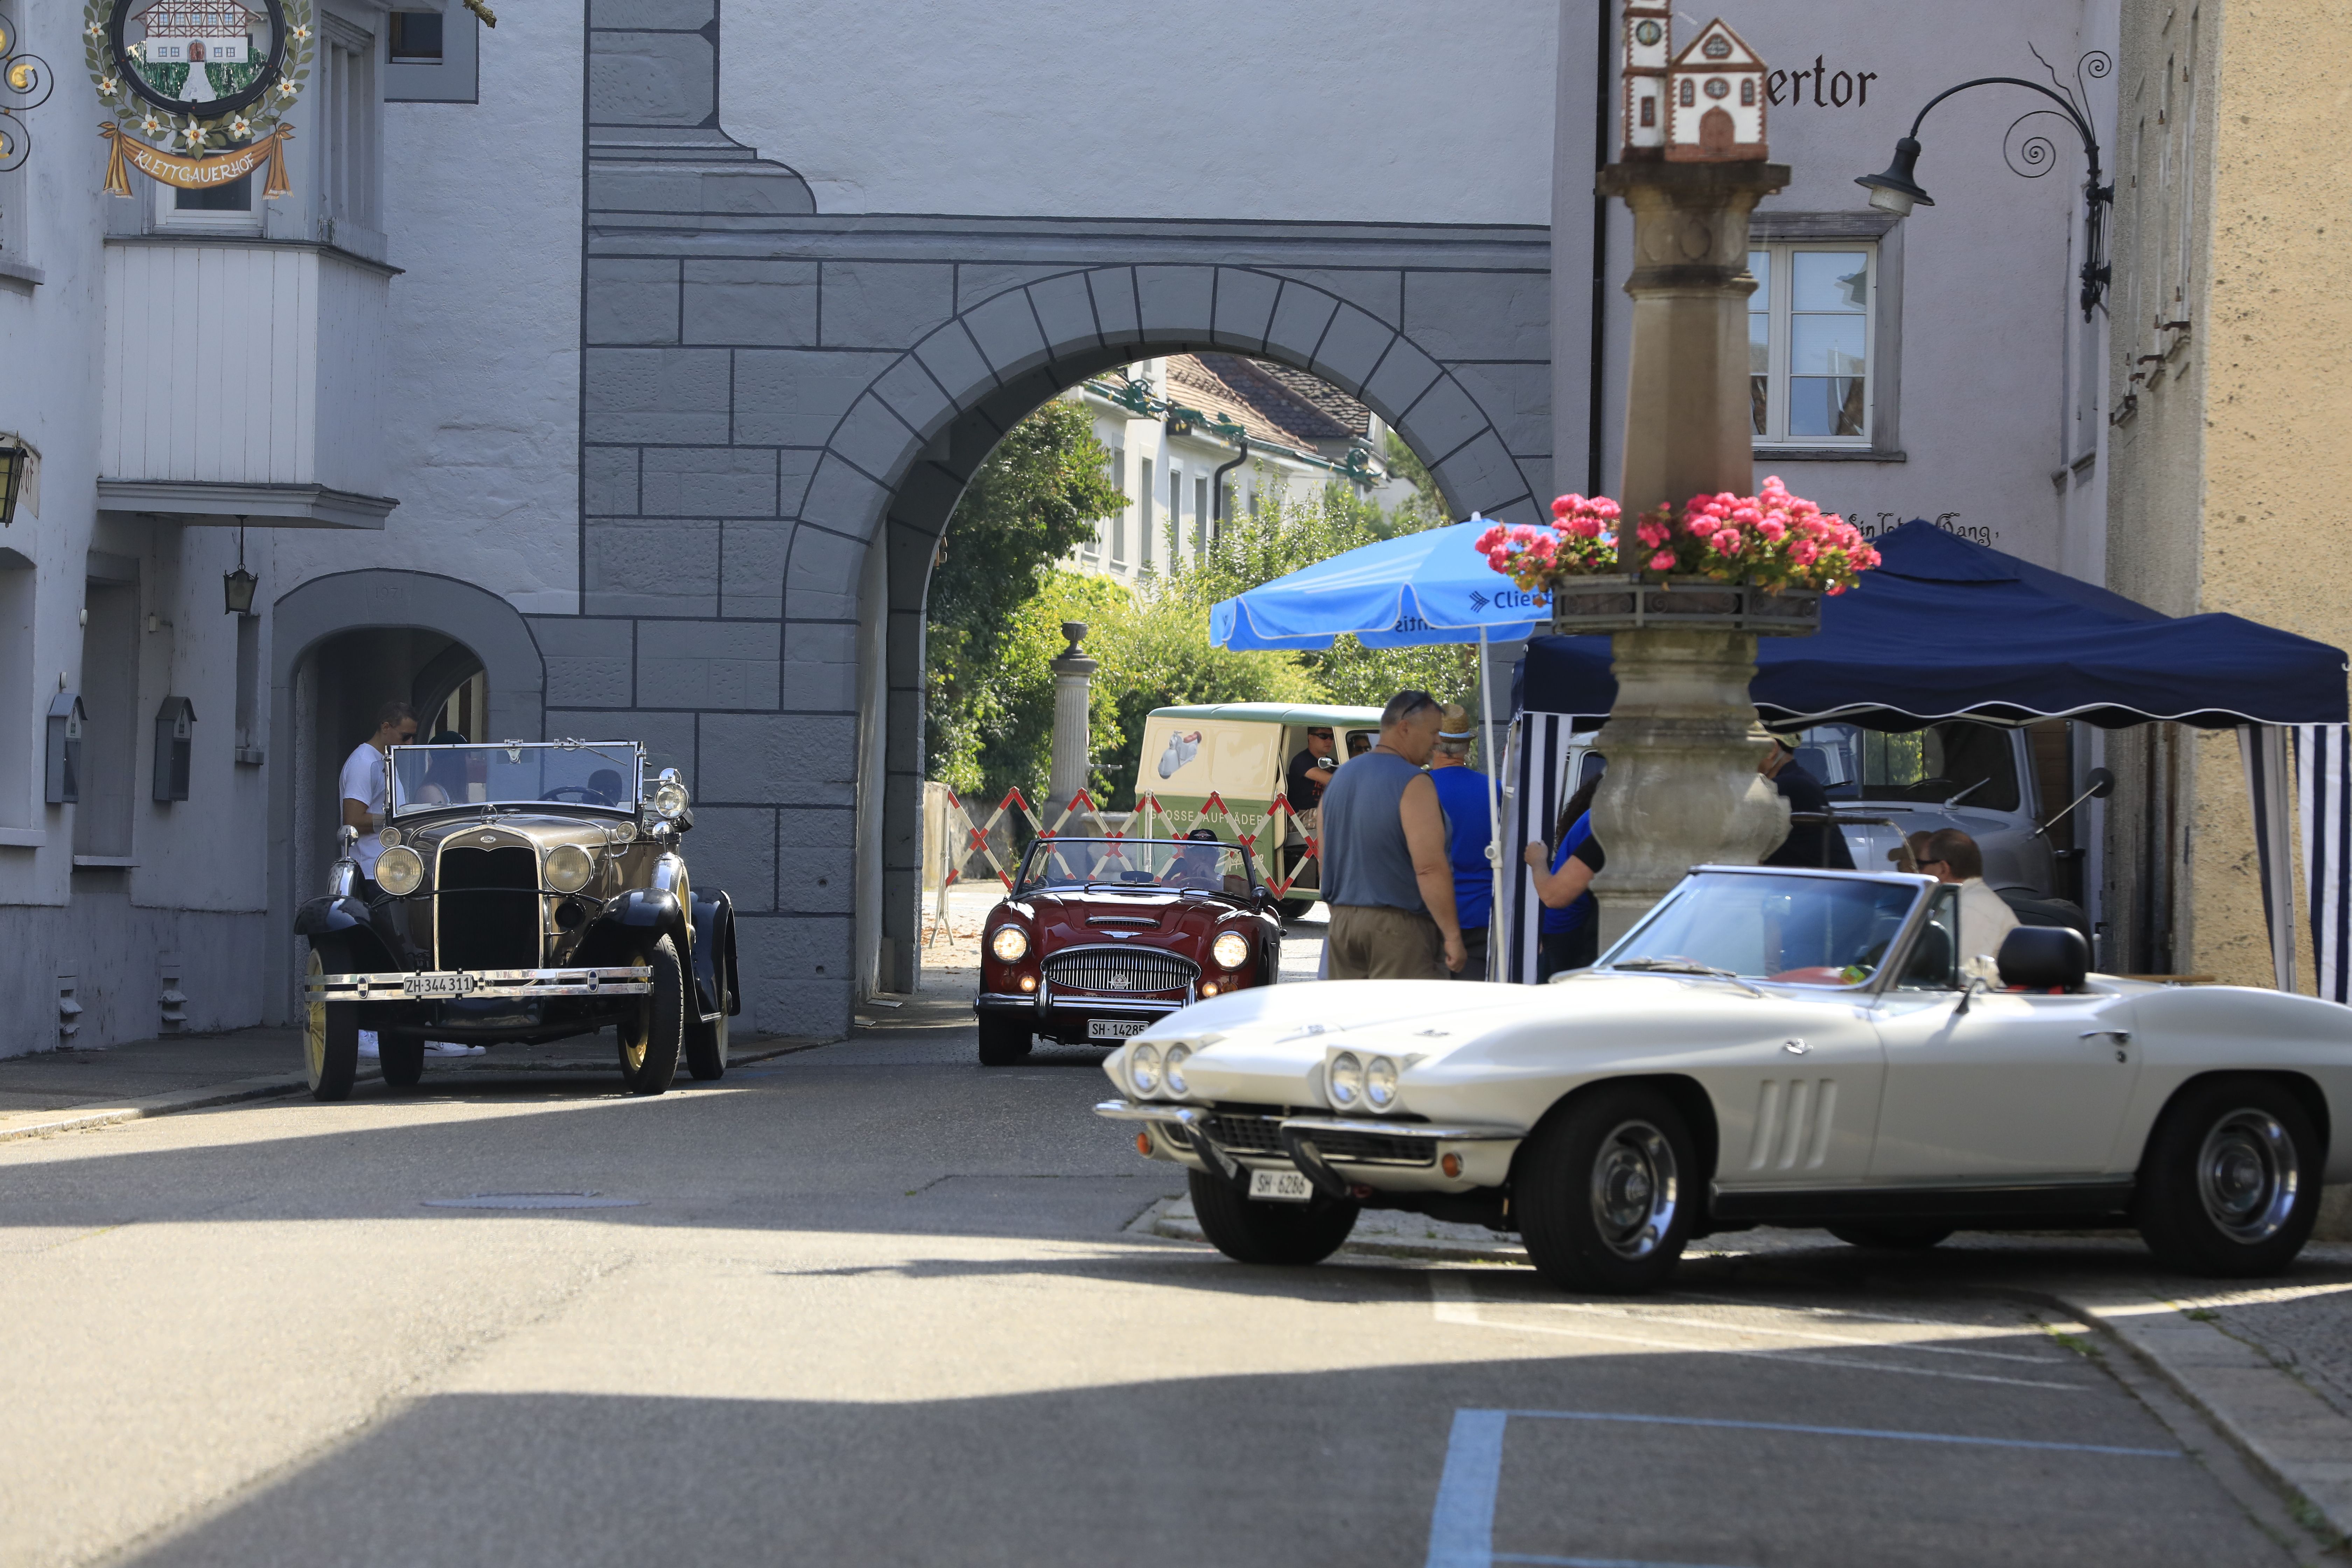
[
  {"xmin": 1283, "ymin": 724, "xmax": 1337, "ymax": 894},
  {"xmin": 1918, "ymin": 827, "xmax": 2020, "ymax": 967}
]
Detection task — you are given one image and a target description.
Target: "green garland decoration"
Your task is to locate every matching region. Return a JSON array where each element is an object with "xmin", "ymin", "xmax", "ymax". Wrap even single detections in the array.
[{"xmin": 83, "ymin": 0, "xmax": 313, "ymax": 156}]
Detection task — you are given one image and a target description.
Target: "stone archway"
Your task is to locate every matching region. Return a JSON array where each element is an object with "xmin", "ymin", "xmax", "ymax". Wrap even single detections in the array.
[
  {"xmin": 264, "ymin": 569, "xmax": 546, "ymax": 1023},
  {"xmin": 762, "ymin": 264, "xmax": 1548, "ymax": 992}
]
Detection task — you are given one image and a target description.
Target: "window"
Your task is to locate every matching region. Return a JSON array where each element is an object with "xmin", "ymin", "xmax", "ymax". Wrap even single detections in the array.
[
  {"xmin": 1194, "ymin": 477, "xmax": 1208, "ymax": 554},
  {"xmin": 177, "ymin": 175, "xmax": 253, "ymax": 213},
  {"xmin": 1786, "ymin": 720, "xmax": 2021, "ymax": 814},
  {"xmin": 0, "ymin": 550, "xmax": 30, "ymax": 825},
  {"xmin": 1133, "ymin": 457, "xmax": 1151, "ymax": 572},
  {"xmin": 1749, "ymin": 243, "xmax": 1874, "ymax": 444},
  {"xmin": 233, "ymin": 615, "xmax": 262, "ymax": 760},
  {"xmin": 387, "ymin": 10, "xmax": 442, "ymax": 61},
  {"xmin": 321, "ymin": 24, "xmax": 381, "ymax": 234}
]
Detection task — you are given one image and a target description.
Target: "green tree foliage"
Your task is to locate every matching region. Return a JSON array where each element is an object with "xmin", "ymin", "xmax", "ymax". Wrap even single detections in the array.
[{"xmin": 925, "ymin": 402, "xmax": 1126, "ymax": 798}]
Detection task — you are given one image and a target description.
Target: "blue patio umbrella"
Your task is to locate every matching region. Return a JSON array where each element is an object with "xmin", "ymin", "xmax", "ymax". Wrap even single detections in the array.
[
  {"xmin": 1210, "ymin": 516, "xmax": 1540, "ymax": 975},
  {"xmin": 1208, "ymin": 518, "xmax": 1551, "ymax": 650}
]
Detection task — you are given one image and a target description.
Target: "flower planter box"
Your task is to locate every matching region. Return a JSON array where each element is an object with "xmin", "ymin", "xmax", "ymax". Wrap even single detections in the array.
[{"xmin": 1545, "ymin": 575, "xmax": 1821, "ymax": 637}]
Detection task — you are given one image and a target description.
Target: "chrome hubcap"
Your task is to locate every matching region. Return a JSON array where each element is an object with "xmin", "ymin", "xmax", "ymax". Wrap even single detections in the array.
[
  {"xmin": 2197, "ymin": 1108, "xmax": 2298, "ymax": 1244},
  {"xmin": 1590, "ymin": 1118, "xmax": 1679, "ymax": 1259}
]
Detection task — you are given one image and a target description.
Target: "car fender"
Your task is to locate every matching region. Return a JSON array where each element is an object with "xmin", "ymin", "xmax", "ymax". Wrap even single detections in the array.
[
  {"xmin": 294, "ymin": 895, "xmax": 398, "ymax": 972},
  {"xmin": 690, "ymin": 891, "xmax": 736, "ymax": 1021},
  {"xmin": 603, "ymin": 886, "xmax": 688, "ymax": 953}
]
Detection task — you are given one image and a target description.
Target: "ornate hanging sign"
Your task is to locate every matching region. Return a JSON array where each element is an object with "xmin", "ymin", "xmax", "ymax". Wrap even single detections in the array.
[
  {"xmin": 1, "ymin": 14, "xmax": 56, "ymax": 176},
  {"xmin": 84, "ymin": 0, "xmax": 312, "ymax": 196}
]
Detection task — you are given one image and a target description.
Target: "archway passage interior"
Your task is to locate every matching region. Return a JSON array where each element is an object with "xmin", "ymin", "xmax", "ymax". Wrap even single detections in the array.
[{"xmin": 861, "ymin": 337, "xmax": 1499, "ymax": 999}]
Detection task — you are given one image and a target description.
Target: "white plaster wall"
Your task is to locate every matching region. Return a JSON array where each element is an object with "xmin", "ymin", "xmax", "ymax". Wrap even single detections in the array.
[
  {"xmin": 1593, "ymin": 0, "xmax": 2107, "ymax": 571},
  {"xmin": 723, "ymin": 0, "xmax": 1560, "ymax": 224},
  {"xmin": 270, "ymin": 3, "xmax": 584, "ymax": 615}
]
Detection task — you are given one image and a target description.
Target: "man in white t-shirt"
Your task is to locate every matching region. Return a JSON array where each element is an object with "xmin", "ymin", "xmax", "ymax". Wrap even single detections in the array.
[
  {"xmin": 340, "ymin": 701, "xmax": 417, "ymax": 894},
  {"xmin": 1920, "ymin": 827, "xmax": 2021, "ymax": 969}
]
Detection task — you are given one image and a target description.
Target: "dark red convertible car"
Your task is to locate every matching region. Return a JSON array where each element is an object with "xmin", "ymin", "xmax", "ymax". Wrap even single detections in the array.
[{"xmin": 974, "ymin": 836, "xmax": 1283, "ymax": 1065}]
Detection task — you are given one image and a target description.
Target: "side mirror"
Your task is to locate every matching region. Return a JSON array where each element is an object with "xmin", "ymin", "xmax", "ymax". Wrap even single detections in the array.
[
  {"xmin": 2085, "ymin": 766, "xmax": 2115, "ymax": 800},
  {"xmin": 1996, "ymin": 926, "xmax": 2088, "ymax": 993},
  {"xmin": 338, "ymin": 824, "xmax": 358, "ymax": 856}
]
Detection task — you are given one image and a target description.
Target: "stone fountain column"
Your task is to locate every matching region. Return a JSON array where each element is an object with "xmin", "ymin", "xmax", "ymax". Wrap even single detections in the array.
[
  {"xmin": 1044, "ymin": 621, "xmax": 1098, "ymax": 822},
  {"xmin": 1586, "ymin": 160, "xmax": 1794, "ymax": 945}
]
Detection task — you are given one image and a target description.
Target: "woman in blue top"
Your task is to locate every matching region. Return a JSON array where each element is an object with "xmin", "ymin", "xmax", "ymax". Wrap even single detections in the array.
[{"xmin": 1525, "ymin": 772, "xmax": 1606, "ymax": 981}]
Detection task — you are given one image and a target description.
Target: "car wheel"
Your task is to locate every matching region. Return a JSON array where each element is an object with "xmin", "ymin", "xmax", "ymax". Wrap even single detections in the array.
[
  {"xmin": 2137, "ymin": 1076, "xmax": 2320, "ymax": 1278},
  {"xmin": 379, "ymin": 1034, "xmax": 427, "ymax": 1090},
  {"xmin": 1188, "ymin": 1167, "xmax": 1359, "ymax": 1266},
  {"xmin": 616, "ymin": 934, "xmax": 686, "ymax": 1096},
  {"xmin": 977, "ymin": 1015, "xmax": 1033, "ymax": 1066},
  {"xmin": 304, "ymin": 946, "xmax": 359, "ymax": 1102},
  {"xmin": 685, "ymin": 944, "xmax": 730, "ymax": 1081},
  {"xmin": 1827, "ymin": 1223, "xmax": 1953, "ymax": 1251},
  {"xmin": 1516, "ymin": 1085, "xmax": 1697, "ymax": 1295}
]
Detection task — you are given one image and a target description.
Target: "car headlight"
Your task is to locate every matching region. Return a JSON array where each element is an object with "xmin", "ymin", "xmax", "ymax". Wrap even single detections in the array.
[
  {"xmin": 378, "ymin": 825, "xmax": 402, "ymax": 848},
  {"xmin": 990, "ymin": 925, "xmax": 1030, "ymax": 962},
  {"xmin": 1210, "ymin": 931, "xmax": 1251, "ymax": 970},
  {"xmin": 374, "ymin": 845, "xmax": 424, "ymax": 897},
  {"xmin": 544, "ymin": 843, "xmax": 595, "ymax": 894},
  {"xmin": 1130, "ymin": 1043, "xmax": 1162, "ymax": 1097},
  {"xmin": 1365, "ymin": 1055, "xmax": 1399, "ymax": 1112},
  {"xmin": 1328, "ymin": 1051, "xmax": 1362, "ymax": 1108},
  {"xmin": 651, "ymin": 779, "xmax": 690, "ymax": 819},
  {"xmin": 1164, "ymin": 1043, "xmax": 1192, "ymax": 1096}
]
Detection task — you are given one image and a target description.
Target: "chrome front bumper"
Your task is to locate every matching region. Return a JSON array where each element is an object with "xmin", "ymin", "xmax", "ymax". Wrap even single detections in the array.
[
  {"xmin": 1095, "ymin": 1098, "xmax": 1522, "ymax": 1195},
  {"xmin": 305, "ymin": 965, "xmax": 653, "ymax": 1003}
]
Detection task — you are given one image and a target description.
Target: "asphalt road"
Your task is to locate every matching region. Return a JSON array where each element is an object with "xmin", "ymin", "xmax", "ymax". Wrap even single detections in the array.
[{"xmin": 0, "ymin": 996, "xmax": 2331, "ymax": 1568}]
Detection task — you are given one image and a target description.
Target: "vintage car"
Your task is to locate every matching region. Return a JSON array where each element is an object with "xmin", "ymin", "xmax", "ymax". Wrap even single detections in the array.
[
  {"xmin": 1097, "ymin": 864, "xmax": 2352, "ymax": 1292},
  {"xmin": 975, "ymin": 836, "xmax": 1283, "ymax": 1066},
  {"xmin": 297, "ymin": 740, "xmax": 738, "ymax": 1100}
]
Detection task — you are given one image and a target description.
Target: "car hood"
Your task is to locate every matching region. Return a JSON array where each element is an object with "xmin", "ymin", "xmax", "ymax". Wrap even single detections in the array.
[{"xmin": 1104, "ymin": 970, "xmax": 1877, "ymax": 1122}]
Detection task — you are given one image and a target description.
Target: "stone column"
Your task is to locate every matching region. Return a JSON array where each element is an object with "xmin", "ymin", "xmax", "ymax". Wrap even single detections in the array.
[
  {"xmin": 1588, "ymin": 160, "xmax": 1793, "ymax": 944},
  {"xmin": 1045, "ymin": 622, "xmax": 1098, "ymax": 820}
]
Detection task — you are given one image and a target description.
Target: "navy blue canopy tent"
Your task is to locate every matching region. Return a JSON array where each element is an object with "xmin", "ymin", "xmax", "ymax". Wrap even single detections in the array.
[{"xmin": 1505, "ymin": 522, "xmax": 2352, "ymax": 995}]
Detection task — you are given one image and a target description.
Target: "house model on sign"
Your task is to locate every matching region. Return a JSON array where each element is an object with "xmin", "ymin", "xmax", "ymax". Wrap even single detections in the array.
[
  {"xmin": 136, "ymin": 0, "xmax": 260, "ymax": 66},
  {"xmin": 1622, "ymin": 12, "xmax": 1770, "ymax": 163}
]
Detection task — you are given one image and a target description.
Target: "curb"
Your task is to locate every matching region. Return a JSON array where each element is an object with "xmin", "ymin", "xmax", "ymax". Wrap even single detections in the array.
[
  {"xmin": 2044, "ymin": 1283, "xmax": 2352, "ymax": 1549},
  {"xmin": 0, "ymin": 1040, "xmax": 820, "ymax": 1145}
]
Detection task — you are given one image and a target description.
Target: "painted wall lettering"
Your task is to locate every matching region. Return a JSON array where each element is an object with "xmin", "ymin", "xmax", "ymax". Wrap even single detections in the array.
[
  {"xmin": 1855, "ymin": 512, "xmax": 2002, "ymax": 547},
  {"xmin": 1766, "ymin": 57, "xmax": 1877, "ymax": 108}
]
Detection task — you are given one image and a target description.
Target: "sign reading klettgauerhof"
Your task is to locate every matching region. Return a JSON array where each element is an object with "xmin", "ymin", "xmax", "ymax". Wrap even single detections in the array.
[{"xmin": 83, "ymin": 0, "xmax": 312, "ymax": 196}]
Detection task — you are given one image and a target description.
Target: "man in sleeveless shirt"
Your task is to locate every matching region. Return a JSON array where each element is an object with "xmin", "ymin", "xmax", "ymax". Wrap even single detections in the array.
[{"xmin": 1317, "ymin": 690, "xmax": 1467, "ymax": 980}]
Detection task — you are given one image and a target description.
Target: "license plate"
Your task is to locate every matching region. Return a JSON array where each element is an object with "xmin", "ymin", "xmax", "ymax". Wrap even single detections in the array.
[
  {"xmin": 402, "ymin": 972, "xmax": 475, "ymax": 997},
  {"xmin": 1088, "ymin": 1018, "xmax": 1148, "ymax": 1040},
  {"xmin": 1249, "ymin": 1169, "xmax": 1315, "ymax": 1203}
]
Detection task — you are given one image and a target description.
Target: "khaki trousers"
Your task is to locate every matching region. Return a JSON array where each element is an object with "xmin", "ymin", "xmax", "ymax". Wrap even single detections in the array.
[{"xmin": 1326, "ymin": 903, "xmax": 1448, "ymax": 981}]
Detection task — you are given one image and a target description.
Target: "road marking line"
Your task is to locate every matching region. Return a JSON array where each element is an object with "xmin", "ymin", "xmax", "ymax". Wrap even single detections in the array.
[
  {"xmin": 1429, "ymin": 1275, "xmax": 2088, "ymax": 1391},
  {"xmin": 1426, "ymin": 1406, "xmax": 2178, "ymax": 1568},
  {"xmin": 1530, "ymin": 1299, "xmax": 2056, "ymax": 1365}
]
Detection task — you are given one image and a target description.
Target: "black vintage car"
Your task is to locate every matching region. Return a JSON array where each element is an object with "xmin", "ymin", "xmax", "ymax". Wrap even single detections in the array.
[{"xmin": 297, "ymin": 740, "xmax": 738, "ymax": 1099}]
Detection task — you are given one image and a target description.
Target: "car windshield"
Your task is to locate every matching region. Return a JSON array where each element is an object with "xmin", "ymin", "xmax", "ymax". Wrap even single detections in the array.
[
  {"xmin": 389, "ymin": 742, "xmax": 641, "ymax": 813},
  {"xmin": 1781, "ymin": 721, "xmax": 2021, "ymax": 812},
  {"xmin": 1604, "ymin": 871, "xmax": 1925, "ymax": 987},
  {"xmin": 1014, "ymin": 838, "xmax": 1256, "ymax": 896}
]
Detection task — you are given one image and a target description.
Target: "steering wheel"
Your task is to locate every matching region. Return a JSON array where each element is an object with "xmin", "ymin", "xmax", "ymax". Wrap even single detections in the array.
[{"xmin": 544, "ymin": 785, "xmax": 604, "ymax": 804}]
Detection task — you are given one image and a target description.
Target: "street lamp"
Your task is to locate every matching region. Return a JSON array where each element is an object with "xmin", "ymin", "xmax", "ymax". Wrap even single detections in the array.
[{"xmin": 1857, "ymin": 70, "xmax": 2113, "ymax": 321}]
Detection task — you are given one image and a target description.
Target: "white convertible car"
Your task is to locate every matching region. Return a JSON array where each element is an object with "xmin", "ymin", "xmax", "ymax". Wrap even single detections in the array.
[{"xmin": 1096, "ymin": 866, "xmax": 2352, "ymax": 1293}]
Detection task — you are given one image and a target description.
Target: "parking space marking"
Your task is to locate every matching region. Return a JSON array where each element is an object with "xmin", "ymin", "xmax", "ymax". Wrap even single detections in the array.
[
  {"xmin": 1522, "ymin": 1299, "xmax": 2056, "ymax": 1365},
  {"xmin": 1429, "ymin": 1274, "xmax": 2088, "ymax": 1392},
  {"xmin": 1424, "ymin": 1407, "xmax": 2180, "ymax": 1568}
]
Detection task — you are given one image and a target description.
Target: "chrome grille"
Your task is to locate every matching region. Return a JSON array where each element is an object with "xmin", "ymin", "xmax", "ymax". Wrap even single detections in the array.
[
  {"xmin": 1204, "ymin": 1112, "xmax": 1434, "ymax": 1167},
  {"xmin": 1044, "ymin": 947, "xmax": 1196, "ymax": 994}
]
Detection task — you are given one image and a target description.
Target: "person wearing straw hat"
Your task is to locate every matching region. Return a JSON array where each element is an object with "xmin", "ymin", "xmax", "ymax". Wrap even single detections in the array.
[{"xmin": 1426, "ymin": 702, "xmax": 1493, "ymax": 980}]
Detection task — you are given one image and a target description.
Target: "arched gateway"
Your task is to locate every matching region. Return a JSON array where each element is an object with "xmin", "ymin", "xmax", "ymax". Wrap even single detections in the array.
[{"xmin": 544, "ymin": 5, "xmax": 1558, "ymax": 1035}]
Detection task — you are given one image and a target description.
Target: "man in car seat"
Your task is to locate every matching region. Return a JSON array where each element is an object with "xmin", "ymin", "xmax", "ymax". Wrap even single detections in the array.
[{"xmin": 1918, "ymin": 827, "xmax": 2019, "ymax": 967}]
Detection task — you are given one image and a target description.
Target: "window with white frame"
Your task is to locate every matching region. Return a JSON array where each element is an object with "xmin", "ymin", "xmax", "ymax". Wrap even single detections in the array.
[
  {"xmin": 318, "ymin": 13, "xmax": 381, "ymax": 239},
  {"xmin": 1748, "ymin": 243, "xmax": 1875, "ymax": 444}
]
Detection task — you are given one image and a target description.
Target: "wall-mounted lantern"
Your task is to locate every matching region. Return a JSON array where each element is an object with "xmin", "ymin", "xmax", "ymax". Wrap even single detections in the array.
[
  {"xmin": 0, "ymin": 433, "xmax": 34, "ymax": 526},
  {"xmin": 152, "ymin": 697, "xmax": 195, "ymax": 803},
  {"xmin": 45, "ymin": 692, "xmax": 84, "ymax": 805},
  {"xmin": 223, "ymin": 520, "xmax": 257, "ymax": 615}
]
